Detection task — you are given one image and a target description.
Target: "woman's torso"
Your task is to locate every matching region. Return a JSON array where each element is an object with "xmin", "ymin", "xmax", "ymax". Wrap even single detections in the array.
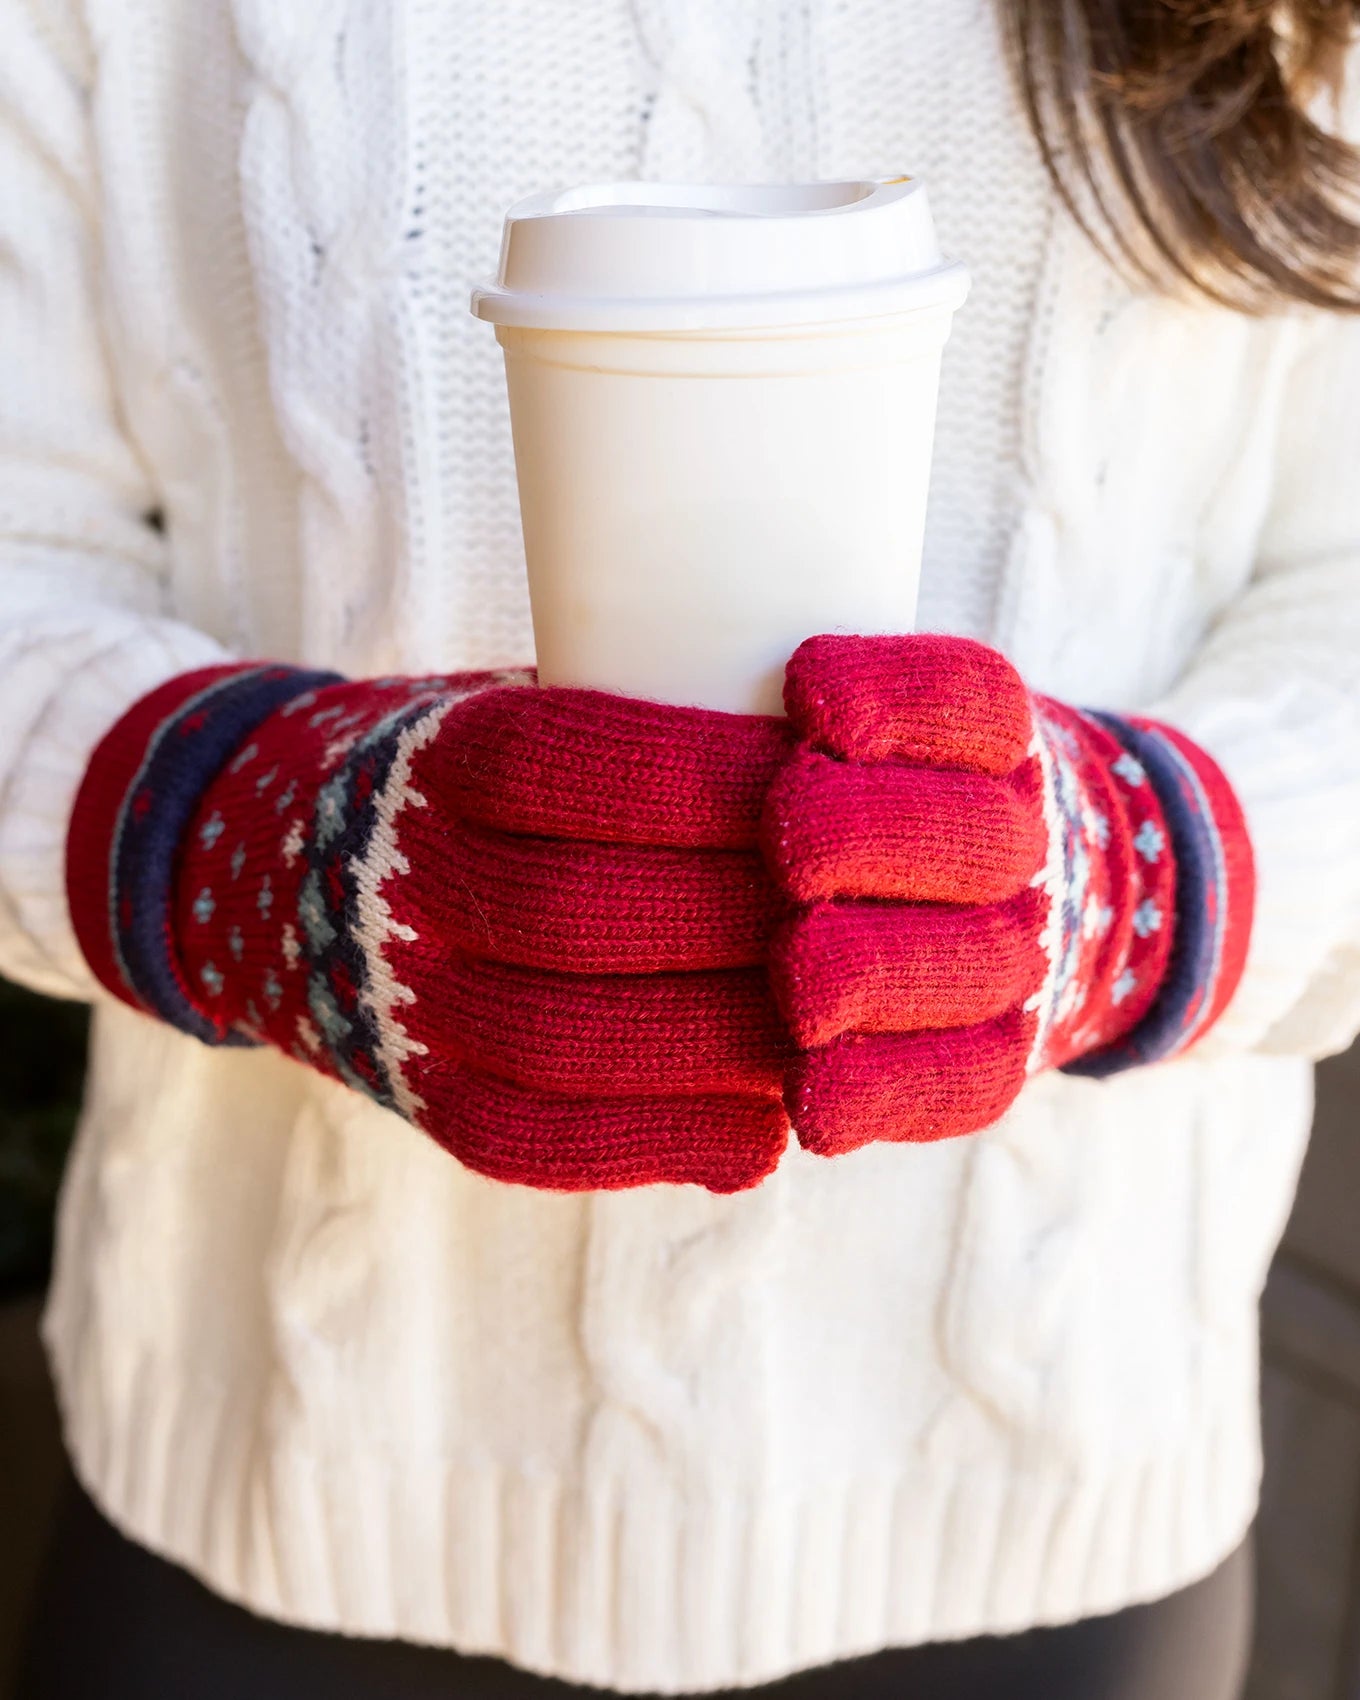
[{"xmin": 45, "ymin": 1, "xmax": 1312, "ymax": 1688}]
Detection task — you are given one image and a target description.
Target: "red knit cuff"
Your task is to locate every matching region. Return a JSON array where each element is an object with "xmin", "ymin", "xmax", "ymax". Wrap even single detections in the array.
[
  {"xmin": 1133, "ymin": 718, "xmax": 1256, "ymax": 1048},
  {"xmin": 1032, "ymin": 699, "xmax": 1178, "ymax": 1070},
  {"xmin": 66, "ymin": 666, "xmax": 250, "ymax": 1013},
  {"xmin": 1065, "ymin": 716, "xmax": 1255, "ymax": 1075},
  {"xmin": 65, "ymin": 663, "xmax": 342, "ymax": 1041}
]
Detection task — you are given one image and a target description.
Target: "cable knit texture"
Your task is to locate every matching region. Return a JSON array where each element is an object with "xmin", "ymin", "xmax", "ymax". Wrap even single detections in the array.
[{"xmin": 2, "ymin": 0, "xmax": 1359, "ymax": 1688}]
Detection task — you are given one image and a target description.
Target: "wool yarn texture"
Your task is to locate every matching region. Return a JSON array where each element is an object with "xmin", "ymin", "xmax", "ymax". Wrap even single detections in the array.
[
  {"xmin": 766, "ymin": 634, "xmax": 1253, "ymax": 1154},
  {"xmin": 66, "ymin": 664, "xmax": 794, "ymax": 1192},
  {"xmin": 66, "ymin": 635, "xmax": 1254, "ymax": 1187}
]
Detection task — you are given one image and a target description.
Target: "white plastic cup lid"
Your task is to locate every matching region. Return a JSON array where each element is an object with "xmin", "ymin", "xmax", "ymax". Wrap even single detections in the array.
[{"xmin": 471, "ymin": 178, "xmax": 970, "ymax": 333}]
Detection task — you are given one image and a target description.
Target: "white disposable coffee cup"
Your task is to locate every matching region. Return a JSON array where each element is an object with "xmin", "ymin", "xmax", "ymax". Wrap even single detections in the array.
[{"xmin": 472, "ymin": 179, "xmax": 969, "ymax": 714}]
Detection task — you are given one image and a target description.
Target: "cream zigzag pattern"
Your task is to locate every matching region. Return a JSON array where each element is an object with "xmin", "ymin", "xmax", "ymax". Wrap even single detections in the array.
[{"xmin": 347, "ymin": 672, "xmax": 532, "ymax": 1121}]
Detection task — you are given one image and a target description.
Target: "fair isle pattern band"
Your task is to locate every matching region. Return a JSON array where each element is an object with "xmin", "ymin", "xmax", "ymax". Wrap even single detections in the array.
[
  {"xmin": 1066, "ymin": 715, "xmax": 1255, "ymax": 1076},
  {"xmin": 108, "ymin": 665, "xmax": 340, "ymax": 1042},
  {"xmin": 1028, "ymin": 699, "xmax": 1176, "ymax": 1072},
  {"xmin": 295, "ymin": 696, "xmax": 448, "ymax": 1108},
  {"xmin": 345, "ymin": 698, "xmax": 461, "ymax": 1124},
  {"xmin": 118, "ymin": 669, "xmax": 523, "ymax": 1095},
  {"xmin": 1026, "ymin": 707, "xmax": 1093, "ymax": 1068}
]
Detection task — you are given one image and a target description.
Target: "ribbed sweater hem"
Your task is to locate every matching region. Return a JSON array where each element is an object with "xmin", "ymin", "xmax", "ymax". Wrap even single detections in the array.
[{"xmin": 42, "ymin": 1327, "xmax": 1261, "ymax": 1694}]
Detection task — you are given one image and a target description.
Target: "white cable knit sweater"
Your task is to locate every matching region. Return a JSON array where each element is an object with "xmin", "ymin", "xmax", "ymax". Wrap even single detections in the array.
[{"xmin": 4, "ymin": 0, "xmax": 1360, "ymax": 1689}]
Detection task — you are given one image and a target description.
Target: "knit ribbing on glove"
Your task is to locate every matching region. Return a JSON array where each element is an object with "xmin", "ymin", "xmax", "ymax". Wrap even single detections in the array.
[
  {"xmin": 66, "ymin": 664, "xmax": 794, "ymax": 1193},
  {"xmin": 763, "ymin": 635, "xmax": 1255, "ymax": 1156}
]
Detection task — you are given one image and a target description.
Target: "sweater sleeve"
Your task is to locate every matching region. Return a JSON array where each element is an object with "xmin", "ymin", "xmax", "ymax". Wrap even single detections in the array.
[
  {"xmin": 0, "ymin": 1, "xmax": 229, "ymax": 1000},
  {"xmin": 1151, "ymin": 306, "xmax": 1360, "ymax": 1060}
]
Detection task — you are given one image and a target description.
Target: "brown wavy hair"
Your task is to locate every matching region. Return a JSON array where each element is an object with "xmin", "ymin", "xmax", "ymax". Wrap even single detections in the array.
[{"xmin": 1008, "ymin": 0, "xmax": 1360, "ymax": 310}]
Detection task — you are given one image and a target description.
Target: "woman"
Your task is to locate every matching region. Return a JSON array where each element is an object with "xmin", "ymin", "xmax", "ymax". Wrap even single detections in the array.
[{"xmin": 6, "ymin": 0, "xmax": 1359, "ymax": 1695}]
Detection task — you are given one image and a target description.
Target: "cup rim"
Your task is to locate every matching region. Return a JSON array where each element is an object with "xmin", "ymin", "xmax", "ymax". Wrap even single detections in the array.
[
  {"xmin": 472, "ymin": 261, "xmax": 971, "ymax": 334},
  {"xmin": 471, "ymin": 177, "xmax": 970, "ymax": 333}
]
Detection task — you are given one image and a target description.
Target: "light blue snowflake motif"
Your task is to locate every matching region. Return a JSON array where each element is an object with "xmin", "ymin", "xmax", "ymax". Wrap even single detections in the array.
[
  {"xmin": 262, "ymin": 969, "xmax": 282, "ymax": 1011},
  {"xmin": 1132, "ymin": 820, "xmax": 1166, "ymax": 863},
  {"xmin": 273, "ymin": 780, "xmax": 297, "ymax": 816},
  {"xmin": 254, "ymin": 765, "xmax": 279, "ymax": 796},
  {"xmin": 298, "ymin": 869, "xmax": 337, "ymax": 949},
  {"xmin": 1111, "ymin": 969, "xmax": 1138, "ymax": 1005},
  {"xmin": 228, "ymin": 926, "xmax": 244, "ymax": 962},
  {"xmin": 1112, "ymin": 753, "xmax": 1147, "ymax": 788},
  {"xmin": 257, "ymin": 874, "xmax": 274, "ymax": 917},
  {"xmin": 192, "ymin": 887, "xmax": 215, "ymax": 924},
  {"xmin": 228, "ymin": 741, "xmax": 258, "ymax": 775},
  {"xmin": 308, "ymin": 704, "xmax": 345, "ymax": 730},
  {"xmin": 1083, "ymin": 897, "xmax": 1115, "ymax": 939},
  {"xmin": 1132, "ymin": 899, "xmax": 1164, "ymax": 938},
  {"xmin": 198, "ymin": 811, "xmax": 226, "ymax": 850},
  {"xmin": 230, "ymin": 842, "xmax": 247, "ymax": 880},
  {"xmin": 200, "ymin": 961, "xmax": 224, "ymax": 997}
]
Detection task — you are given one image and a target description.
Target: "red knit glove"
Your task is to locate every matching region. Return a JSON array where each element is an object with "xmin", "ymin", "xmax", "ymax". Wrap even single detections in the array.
[
  {"xmin": 763, "ymin": 634, "xmax": 1255, "ymax": 1155},
  {"xmin": 67, "ymin": 665, "xmax": 793, "ymax": 1192}
]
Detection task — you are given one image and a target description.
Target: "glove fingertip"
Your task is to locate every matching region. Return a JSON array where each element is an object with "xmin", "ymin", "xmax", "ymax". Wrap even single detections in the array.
[
  {"xmin": 787, "ymin": 1016, "xmax": 1034, "ymax": 1156},
  {"xmin": 785, "ymin": 632, "xmax": 1033, "ymax": 772},
  {"xmin": 697, "ymin": 1101, "xmax": 790, "ymax": 1192},
  {"xmin": 784, "ymin": 1042, "xmax": 882, "ymax": 1157}
]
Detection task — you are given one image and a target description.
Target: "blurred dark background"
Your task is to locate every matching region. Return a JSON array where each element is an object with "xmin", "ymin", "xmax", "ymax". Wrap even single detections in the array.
[{"xmin": 1, "ymin": 977, "xmax": 1358, "ymax": 1699}]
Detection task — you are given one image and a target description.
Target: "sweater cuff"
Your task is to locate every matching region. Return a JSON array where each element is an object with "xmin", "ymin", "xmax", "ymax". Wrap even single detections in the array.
[
  {"xmin": 66, "ymin": 663, "xmax": 341, "ymax": 1039},
  {"xmin": 0, "ymin": 619, "xmax": 237, "ymax": 1000},
  {"xmin": 1064, "ymin": 716, "xmax": 1255, "ymax": 1076}
]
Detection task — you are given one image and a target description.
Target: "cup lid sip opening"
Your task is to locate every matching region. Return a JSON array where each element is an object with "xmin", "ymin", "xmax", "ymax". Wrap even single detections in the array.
[{"xmin": 471, "ymin": 177, "xmax": 970, "ymax": 333}]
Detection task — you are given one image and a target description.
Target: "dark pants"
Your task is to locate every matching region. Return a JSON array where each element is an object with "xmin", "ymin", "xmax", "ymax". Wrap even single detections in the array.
[{"xmin": 18, "ymin": 1475, "xmax": 1254, "ymax": 1700}]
